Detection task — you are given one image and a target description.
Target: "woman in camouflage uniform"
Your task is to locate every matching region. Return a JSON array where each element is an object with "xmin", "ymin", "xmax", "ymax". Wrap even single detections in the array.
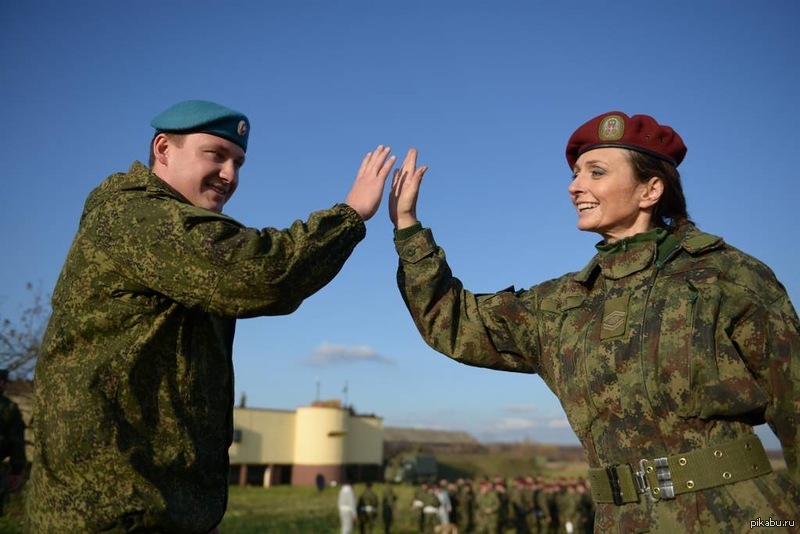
[{"xmin": 388, "ymin": 112, "xmax": 799, "ymax": 532}]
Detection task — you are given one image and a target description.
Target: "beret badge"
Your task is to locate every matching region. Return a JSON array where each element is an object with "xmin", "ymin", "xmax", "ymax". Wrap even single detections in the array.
[
  {"xmin": 598, "ymin": 115, "xmax": 624, "ymax": 141},
  {"xmin": 237, "ymin": 120, "xmax": 248, "ymax": 137}
]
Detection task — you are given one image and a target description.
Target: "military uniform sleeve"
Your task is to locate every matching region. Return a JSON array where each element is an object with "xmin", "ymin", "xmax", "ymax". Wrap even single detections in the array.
[
  {"xmin": 395, "ymin": 227, "xmax": 537, "ymax": 373},
  {"xmin": 89, "ymin": 193, "xmax": 366, "ymax": 318},
  {"xmin": 730, "ymin": 284, "xmax": 800, "ymax": 487}
]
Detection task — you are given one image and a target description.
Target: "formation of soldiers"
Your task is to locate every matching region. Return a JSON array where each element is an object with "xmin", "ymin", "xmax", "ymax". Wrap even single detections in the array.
[{"xmin": 395, "ymin": 476, "xmax": 595, "ymax": 534}]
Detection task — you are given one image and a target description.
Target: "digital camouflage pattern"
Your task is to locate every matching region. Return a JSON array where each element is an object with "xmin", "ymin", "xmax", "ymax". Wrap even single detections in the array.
[
  {"xmin": 27, "ymin": 161, "xmax": 366, "ymax": 532},
  {"xmin": 396, "ymin": 225, "xmax": 800, "ymax": 533}
]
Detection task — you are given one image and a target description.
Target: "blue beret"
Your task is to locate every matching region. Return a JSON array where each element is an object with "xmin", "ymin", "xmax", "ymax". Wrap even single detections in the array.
[{"xmin": 150, "ymin": 100, "xmax": 250, "ymax": 152}]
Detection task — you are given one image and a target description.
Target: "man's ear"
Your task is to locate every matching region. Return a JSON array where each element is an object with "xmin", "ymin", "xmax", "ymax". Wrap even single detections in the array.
[
  {"xmin": 640, "ymin": 176, "xmax": 664, "ymax": 209},
  {"xmin": 152, "ymin": 133, "xmax": 171, "ymax": 166}
]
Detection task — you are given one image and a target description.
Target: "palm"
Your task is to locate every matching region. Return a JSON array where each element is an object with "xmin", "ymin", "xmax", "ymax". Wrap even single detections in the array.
[{"xmin": 390, "ymin": 148, "xmax": 426, "ymax": 228}]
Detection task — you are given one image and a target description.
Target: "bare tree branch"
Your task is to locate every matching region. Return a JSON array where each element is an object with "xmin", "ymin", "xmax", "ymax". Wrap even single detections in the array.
[{"xmin": 0, "ymin": 282, "xmax": 50, "ymax": 379}]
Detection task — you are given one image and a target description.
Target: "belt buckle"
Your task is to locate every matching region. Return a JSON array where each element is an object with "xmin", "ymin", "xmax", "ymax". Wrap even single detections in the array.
[
  {"xmin": 636, "ymin": 457, "xmax": 676, "ymax": 502},
  {"xmin": 653, "ymin": 457, "xmax": 675, "ymax": 499},
  {"xmin": 605, "ymin": 465, "xmax": 624, "ymax": 505}
]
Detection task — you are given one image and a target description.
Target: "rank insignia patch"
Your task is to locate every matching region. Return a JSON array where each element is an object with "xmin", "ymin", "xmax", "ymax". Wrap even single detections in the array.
[{"xmin": 601, "ymin": 296, "xmax": 629, "ymax": 339}]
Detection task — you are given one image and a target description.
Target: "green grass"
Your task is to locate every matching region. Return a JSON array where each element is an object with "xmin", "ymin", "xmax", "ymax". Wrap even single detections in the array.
[
  {"xmin": 0, "ymin": 457, "xmax": 592, "ymax": 533},
  {"xmin": 221, "ymin": 483, "xmax": 423, "ymax": 533},
  {"xmin": 0, "ymin": 483, "xmax": 426, "ymax": 534}
]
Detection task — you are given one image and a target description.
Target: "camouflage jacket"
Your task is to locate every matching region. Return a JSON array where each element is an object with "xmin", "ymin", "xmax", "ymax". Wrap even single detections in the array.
[
  {"xmin": 396, "ymin": 224, "xmax": 800, "ymax": 532},
  {"xmin": 0, "ymin": 393, "xmax": 26, "ymax": 474},
  {"xmin": 27, "ymin": 161, "xmax": 366, "ymax": 533},
  {"xmin": 358, "ymin": 487, "xmax": 379, "ymax": 516}
]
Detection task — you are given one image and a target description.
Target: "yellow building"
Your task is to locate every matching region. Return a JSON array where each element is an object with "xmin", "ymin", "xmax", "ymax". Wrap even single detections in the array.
[{"xmin": 229, "ymin": 400, "xmax": 383, "ymax": 487}]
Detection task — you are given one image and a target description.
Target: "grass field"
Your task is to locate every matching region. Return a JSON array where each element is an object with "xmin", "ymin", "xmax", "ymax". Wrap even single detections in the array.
[
  {"xmin": 0, "ymin": 454, "xmax": 592, "ymax": 533},
  {"xmin": 0, "ymin": 461, "xmax": 789, "ymax": 533},
  {"xmin": 0, "ymin": 482, "xmax": 441, "ymax": 534}
]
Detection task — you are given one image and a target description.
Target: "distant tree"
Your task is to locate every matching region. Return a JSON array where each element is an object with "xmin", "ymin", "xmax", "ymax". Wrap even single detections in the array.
[{"xmin": 0, "ymin": 282, "xmax": 50, "ymax": 379}]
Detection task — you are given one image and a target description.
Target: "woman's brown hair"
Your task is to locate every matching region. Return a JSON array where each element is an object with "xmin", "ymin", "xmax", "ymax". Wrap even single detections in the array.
[{"xmin": 627, "ymin": 150, "xmax": 692, "ymax": 231}]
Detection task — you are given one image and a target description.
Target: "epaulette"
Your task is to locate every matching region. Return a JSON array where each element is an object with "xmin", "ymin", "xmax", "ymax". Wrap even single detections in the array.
[{"xmin": 682, "ymin": 232, "xmax": 724, "ymax": 254}]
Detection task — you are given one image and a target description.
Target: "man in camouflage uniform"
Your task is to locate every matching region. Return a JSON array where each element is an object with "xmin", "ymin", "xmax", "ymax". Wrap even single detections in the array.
[
  {"xmin": 555, "ymin": 482, "xmax": 579, "ymax": 534},
  {"xmin": 412, "ymin": 482, "xmax": 428, "ymax": 532},
  {"xmin": 389, "ymin": 112, "xmax": 799, "ymax": 532},
  {"xmin": 381, "ymin": 481, "xmax": 398, "ymax": 533},
  {"xmin": 509, "ymin": 477, "xmax": 532, "ymax": 533},
  {"xmin": 474, "ymin": 479, "xmax": 501, "ymax": 534},
  {"xmin": 26, "ymin": 100, "xmax": 395, "ymax": 532},
  {"xmin": 456, "ymin": 478, "xmax": 475, "ymax": 533},
  {"xmin": 0, "ymin": 369, "xmax": 26, "ymax": 516},
  {"xmin": 358, "ymin": 482, "xmax": 380, "ymax": 534},
  {"xmin": 534, "ymin": 482, "xmax": 554, "ymax": 534},
  {"xmin": 421, "ymin": 483, "xmax": 442, "ymax": 534}
]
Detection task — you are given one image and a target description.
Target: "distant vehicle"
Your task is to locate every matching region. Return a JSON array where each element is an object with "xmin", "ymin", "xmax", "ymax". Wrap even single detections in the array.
[{"xmin": 384, "ymin": 453, "xmax": 438, "ymax": 484}]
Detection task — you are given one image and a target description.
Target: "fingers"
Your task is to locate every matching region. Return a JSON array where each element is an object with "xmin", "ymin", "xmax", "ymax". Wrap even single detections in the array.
[
  {"xmin": 366, "ymin": 145, "xmax": 392, "ymax": 174},
  {"xmin": 357, "ymin": 151, "xmax": 372, "ymax": 177},
  {"xmin": 401, "ymin": 148, "xmax": 418, "ymax": 176},
  {"xmin": 392, "ymin": 149, "xmax": 427, "ymax": 186}
]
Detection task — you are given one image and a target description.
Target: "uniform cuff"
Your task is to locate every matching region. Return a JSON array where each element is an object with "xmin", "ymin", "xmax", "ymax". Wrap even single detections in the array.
[
  {"xmin": 393, "ymin": 222, "xmax": 423, "ymax": 241},
  {"xmin": 394, "ymin": 226, "xmax": 437, "ymax": 264}
]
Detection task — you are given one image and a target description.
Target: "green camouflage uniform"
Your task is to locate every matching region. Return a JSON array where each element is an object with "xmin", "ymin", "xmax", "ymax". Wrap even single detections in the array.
[
  {"xmin": 421, "ymin": 489, "xmax": 441, "ymax": 534},
  {"xmin": 0, "ymin": 392, "xmax": 26, "ymax": 516},
  {"xmin": 381, "ymin": 483, "xmax": 397, "ymax": 533},
  {"xmin": 457, "ymin": 482, "xmax": 474, "ymax": 533},
  {"xmin": 26, "ymin": 162, "xmax": 366, "ymax": 532},
  {"xmin": 395, "ymin": 224, "xmax": 800, "ymax": 533},
  {"xmin": 554, "ymin": 490, "xmax": 578, "ymax": 533},
  {"xmin": 533, "ymin": 487, "xmax": 552, "ymax": 533},
  {"xmin": 475, "ymin": 487, "xmax": 501, "ymax": 534},
  {"xmin": 359, "ymin": 485, "xmax": 380, "ymax": 534}
]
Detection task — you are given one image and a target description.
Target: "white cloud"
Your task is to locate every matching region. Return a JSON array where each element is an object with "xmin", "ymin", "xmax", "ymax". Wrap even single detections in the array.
[
  {"xmin": 471, "ymin": 412, "xmax": 577, "ymax": 444},
  {"xmin": 494, "ymin": 417, "xmax": 537, "ymax": 431},
  {"xmin": 304, "ymin": 342, "xmax": 395, "ymax": 367},
  {"xmin": 503, "ymin": 404, "xmax": 538, "ymax": 414}
]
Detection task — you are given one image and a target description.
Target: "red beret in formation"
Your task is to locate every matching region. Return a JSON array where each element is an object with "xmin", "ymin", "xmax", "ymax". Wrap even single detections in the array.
[{"xmin": 566, "ymin": 111, "xmax": 687, "ymax": 169}]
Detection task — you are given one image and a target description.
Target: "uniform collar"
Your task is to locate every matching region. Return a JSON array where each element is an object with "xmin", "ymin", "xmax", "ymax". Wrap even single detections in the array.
[{"xmin": 572, "ymin": 225, "xmax": 724, "ymax": 283}]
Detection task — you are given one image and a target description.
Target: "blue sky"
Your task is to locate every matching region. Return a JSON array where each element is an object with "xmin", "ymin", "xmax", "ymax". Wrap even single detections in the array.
[{"xmin": 1, "ymin": 1, "xmax": 798, "ymax": 449}]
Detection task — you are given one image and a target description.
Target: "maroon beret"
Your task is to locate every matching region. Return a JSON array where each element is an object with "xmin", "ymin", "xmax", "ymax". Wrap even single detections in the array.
[{"xmin": 565, "ymin": 111, "xmax": 687, "ymax": 169}]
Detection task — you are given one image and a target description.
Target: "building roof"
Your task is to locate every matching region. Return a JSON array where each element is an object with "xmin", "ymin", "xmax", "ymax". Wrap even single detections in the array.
[{"xmin": 383, "ymin": 426, "xmax": 478, "ymax": 445}]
